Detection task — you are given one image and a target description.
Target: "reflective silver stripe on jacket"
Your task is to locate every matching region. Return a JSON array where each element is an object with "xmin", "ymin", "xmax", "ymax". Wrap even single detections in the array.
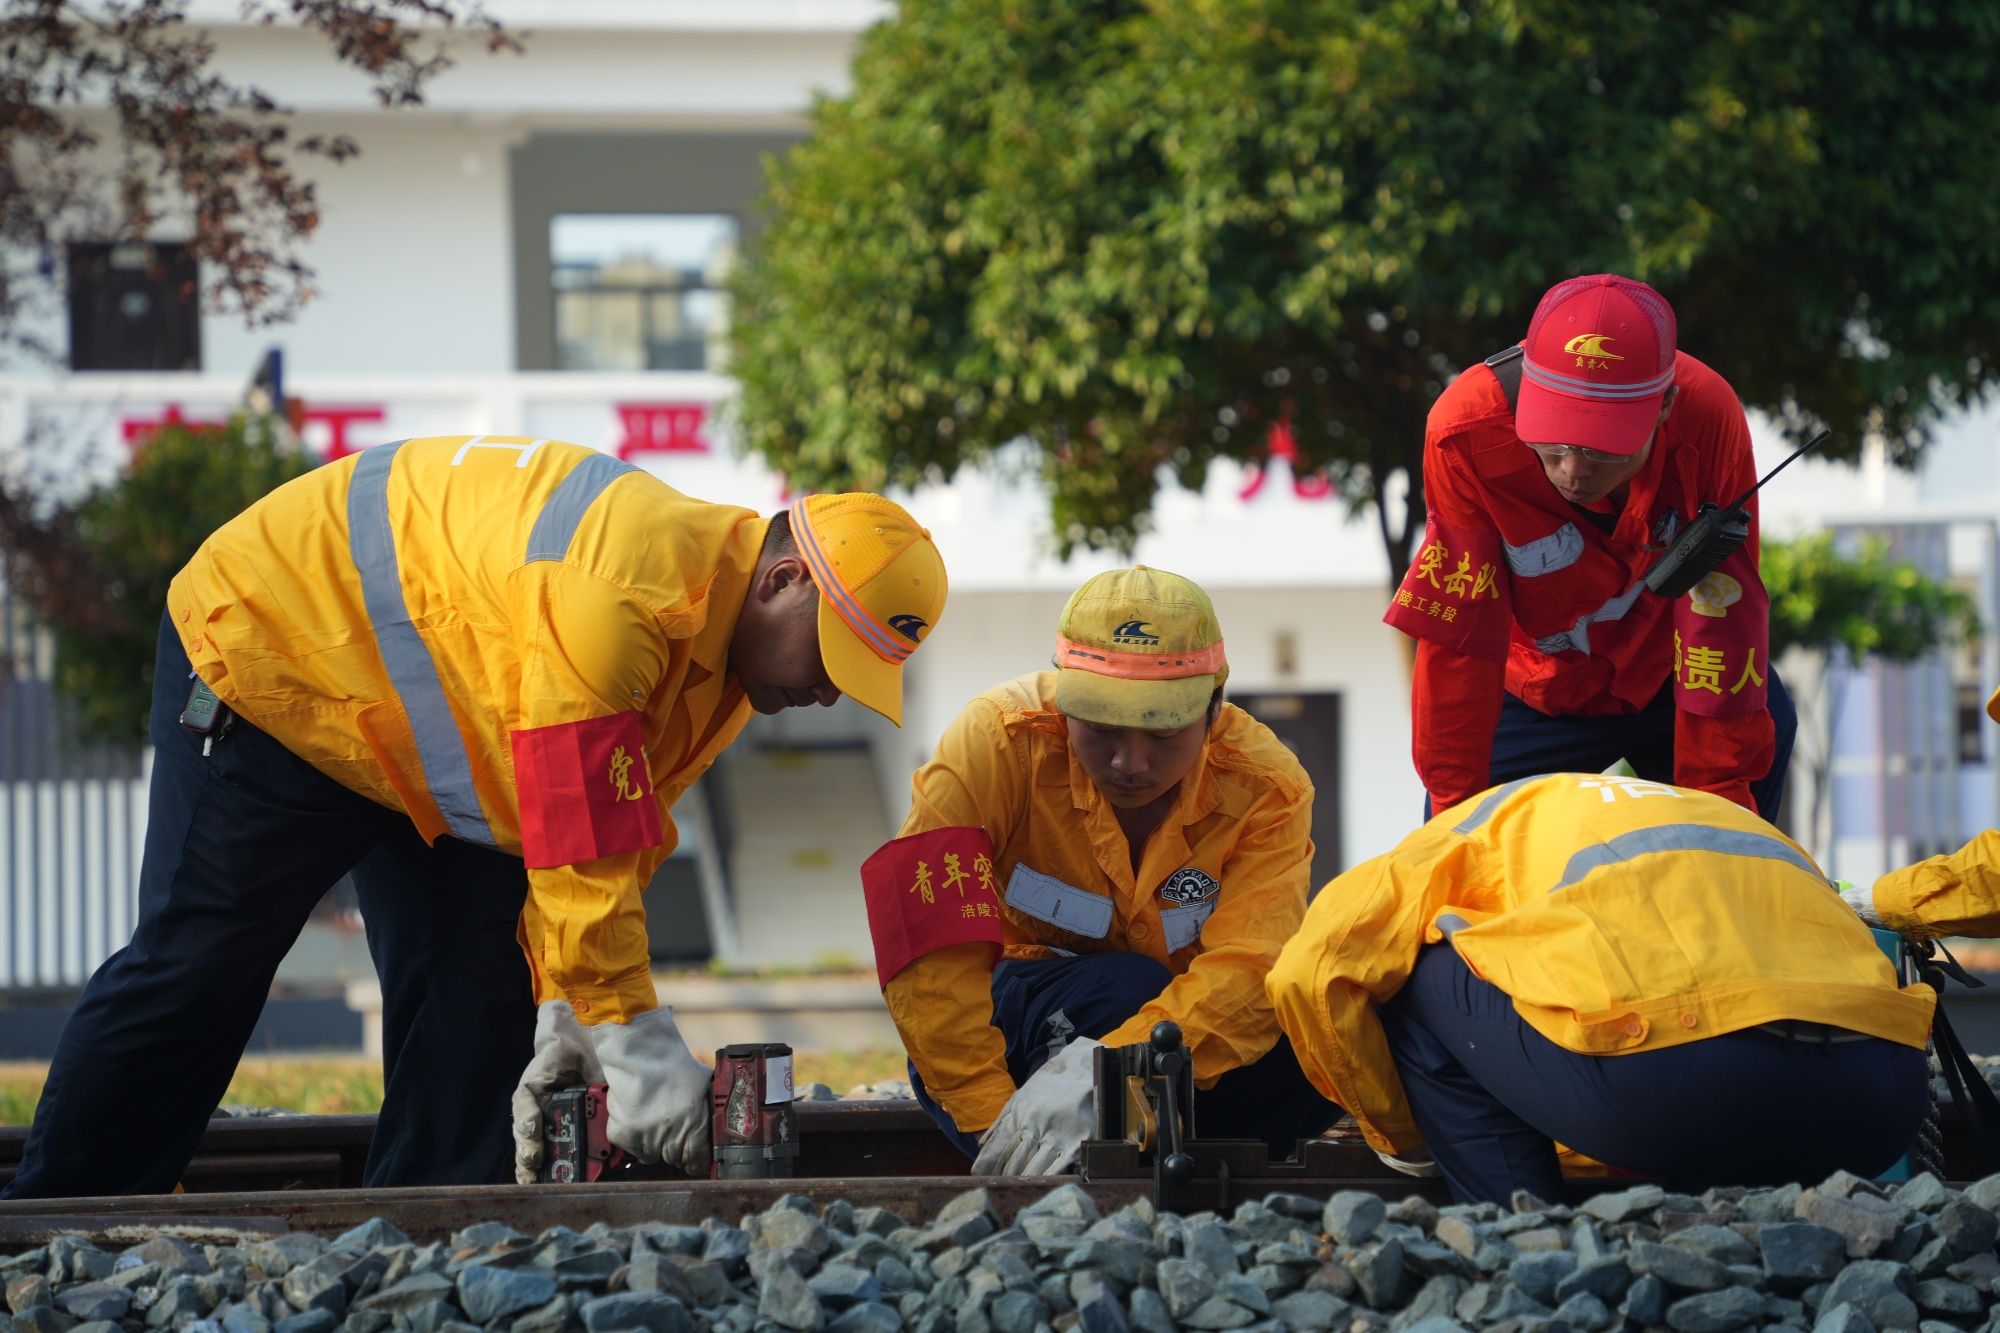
[
  {"xmin": 1450, "ymin": 776, "xmax": 1546, "ymax": 835},
  {"xmin": 1533, "ymin": 579, "xmax": 1645, "ymax": 656},
  {"xmin": 1550, "ymin": 824, "xmax": 1825, "ymax": 894},
  {"xmin": 1004, "ymin": 864, "xmax": 1114, "ymax": 938},
  {"xmin": 526, "ymin": 453, "xmax": 638, "ymax": 563},
  {"xmin": 1504, "ymin": 523, "xmax": 1584, "ymax": 578},
  {"xmin": 347, "ymin": 442, "xmax": 499, "ymax": 848}
]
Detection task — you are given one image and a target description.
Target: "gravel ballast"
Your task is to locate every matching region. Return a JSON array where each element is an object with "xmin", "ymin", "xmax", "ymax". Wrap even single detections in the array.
[{"xmin": 11, "ymin": 1172, "xmax": 2000, "ymax": 1333}]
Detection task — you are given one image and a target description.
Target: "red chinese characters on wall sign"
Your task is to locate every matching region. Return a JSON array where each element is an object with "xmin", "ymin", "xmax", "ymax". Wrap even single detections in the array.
[
  {"xmin": 122, "ymin": 404, "xmax": 226, "ymax": 444},
  {"xmin": 306, "ymin": 407, "xmax": 387, "ymax": 460},
  {"xmin": 121, "ymin": 403, "xmax": 386, "ymax": 461},
  {"xmin": 616, "ymin": 404, "xmax": 710, "ymax": 461},
  {"xmin": 119, "ymin": 399, "xmax": 721, "ymax": 464}
]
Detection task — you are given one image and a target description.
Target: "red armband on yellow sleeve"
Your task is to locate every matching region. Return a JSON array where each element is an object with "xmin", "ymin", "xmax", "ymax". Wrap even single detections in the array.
[
  {"xmin": 862, "ymin": 826, "xmax": 1004, "ymax": 989},
  {"xmin": 510, "ymin": 712, "xmax": 663, "ymax": 869}
]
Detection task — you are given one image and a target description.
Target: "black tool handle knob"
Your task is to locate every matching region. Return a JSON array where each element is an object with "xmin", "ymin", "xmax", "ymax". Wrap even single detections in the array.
[
  {"xmin": 1150, "ymin": 1021, "xmax": 1183, "ymax": 1052},
  {"xmin": 1162, "ymin": 1153, "xmax": 1195, "ymax": 1186}
]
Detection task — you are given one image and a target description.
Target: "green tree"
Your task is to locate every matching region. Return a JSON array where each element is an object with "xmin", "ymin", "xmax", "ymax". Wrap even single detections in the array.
[
  {"xmin": 1762, "ymin": 531, "xmax": 1981, "ymax": 859},
  {"xmin": 730, "ymin": 0, "xmax": 2000, "ymax": 581},
  {"xmin": 0, "ymin": 415, "xmax": 315, "ymax": 745}
]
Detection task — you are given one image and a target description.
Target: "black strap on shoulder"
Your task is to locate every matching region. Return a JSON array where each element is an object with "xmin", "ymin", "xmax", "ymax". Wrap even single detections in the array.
[{"xmin": 1485, "ymin": 345, "xmax": 1525, "ymax": 413}]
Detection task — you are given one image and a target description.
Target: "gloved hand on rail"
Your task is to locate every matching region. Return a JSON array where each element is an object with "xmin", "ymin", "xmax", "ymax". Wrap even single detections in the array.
[
  {"xmin": 1837, "ymin": 878, "xmax": 1886, "ymax": 929},
  {"xmin": 510, "ymin": 1000, "xmax": 712, "ymax": 1183},
  {"xmin": 592, "ymin": 1006, "xmax": 713, "ymax": 1175},
  {"xmin": 972, "ymin": 1036, "xmax": 1101, "ymax": 1176}
]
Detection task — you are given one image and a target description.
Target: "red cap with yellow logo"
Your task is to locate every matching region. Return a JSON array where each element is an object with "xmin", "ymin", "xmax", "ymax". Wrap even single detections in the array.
[
  {"xmin": 788, "ymin": 493, "xmax": 947, "ymax": 727},
  {"xmin": 1516, "ymin": 274, "xmax": 1680, "ymax": 457}
]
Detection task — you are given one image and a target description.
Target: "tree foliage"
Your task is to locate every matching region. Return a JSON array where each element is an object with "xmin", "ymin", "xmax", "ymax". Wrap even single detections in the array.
[
  {"xmin": 0, "ymin": 0, "xmax": 516, "ymax": 352},
  {"xmin": 0, "ymin": 415, "xmax": 315, "ymax": 745},
  {"xmin": 1764, "ymin": 531, "xmax": 1981, "ymax": 668},
  {"xmin": 730, "ymin": 0, "xmax": 2000, "ymax": 581}
]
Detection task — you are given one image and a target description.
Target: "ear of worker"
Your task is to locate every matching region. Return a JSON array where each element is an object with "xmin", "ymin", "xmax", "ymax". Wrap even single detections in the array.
[{"xmin": 172, "ymin": 436, "xmax": 947, "ymax": 1181}]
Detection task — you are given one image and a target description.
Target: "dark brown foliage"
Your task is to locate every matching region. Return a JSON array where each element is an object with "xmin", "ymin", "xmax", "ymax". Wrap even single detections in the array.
[{"xmin": 0, "ymin": 0, "xmax": 517, "ymax": 352}]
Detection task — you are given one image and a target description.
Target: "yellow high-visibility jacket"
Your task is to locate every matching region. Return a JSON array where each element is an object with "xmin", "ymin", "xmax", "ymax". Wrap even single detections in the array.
[
  {"xmin": 1873, "ymin": 830, "xmax": 2000, "ymax": 939},
  {"xmin": 167, "ymin": 436, "xmax": 763, "ymax": 1025},
  {"xmin": 1267, "ymin": 774, "xmax": 1936, "ymax": 1156},
  {"xmin": 889, "ymin": 672, "xmax": 1314, "ymax": 1132}
]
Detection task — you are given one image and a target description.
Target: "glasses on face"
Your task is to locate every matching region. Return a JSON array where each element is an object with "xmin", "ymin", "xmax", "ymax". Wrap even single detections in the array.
[{"xmin": 1522, "ymin": 440, "xmax": 1632, "ymax": 466}]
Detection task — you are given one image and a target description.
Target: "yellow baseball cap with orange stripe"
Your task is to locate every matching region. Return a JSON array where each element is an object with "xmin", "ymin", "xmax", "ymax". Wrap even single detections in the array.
[
  {"xmin": 1054, "ymin": 566, "xmax": 1228, "ymax": 731},
  {"xmin": 789, "ymin": 493, "xmax": 947, "ymax": 727}
]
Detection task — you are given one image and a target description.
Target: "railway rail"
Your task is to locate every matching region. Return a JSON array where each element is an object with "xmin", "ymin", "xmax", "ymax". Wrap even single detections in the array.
[{"xmin": 0, "ymin": 1100, "xmax": 1979, "ymax": 1246}]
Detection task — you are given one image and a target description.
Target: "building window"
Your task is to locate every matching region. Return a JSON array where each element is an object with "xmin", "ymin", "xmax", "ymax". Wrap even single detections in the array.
[
  {"xmin": 551, "ymin": 214, "xmax": 737, "ymax": 371},
  {"xmin": 67, "ymin": 241, "xmax": 201, "ymax": 371}
]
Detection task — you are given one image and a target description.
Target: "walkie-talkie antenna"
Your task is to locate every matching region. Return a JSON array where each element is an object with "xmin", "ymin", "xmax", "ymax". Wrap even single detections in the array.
[
  {"xmin": 1725, "ymin": 427, "xmax": 1831, "ymax": 513},
  {"xmin": 1644, "ymin": 425, "xmax": 1833, "ymax": 600}
]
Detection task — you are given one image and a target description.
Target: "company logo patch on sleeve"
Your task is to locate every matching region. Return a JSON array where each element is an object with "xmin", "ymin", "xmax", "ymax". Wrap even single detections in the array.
[
  {"xmin": 861, "ymin": 826, "xmax": 1005, "ymax": 989},
  {"xmin": 511, "ymin": 712, "xmax": 664, "ymax": 868}
]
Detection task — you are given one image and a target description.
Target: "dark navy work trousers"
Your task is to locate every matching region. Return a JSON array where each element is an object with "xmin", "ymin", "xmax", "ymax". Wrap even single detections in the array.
[
  {"xmin": 910, "ymin": 951, "xmax": 1343, "ymax": 1160},
  {"xmin": 1378, "ymin": 945, "xmax": 1931, "ymax": 1205},
  {"xmin": 3, "ymin": 614, "xmax": 534, "ymax": 1197},
  {"xmin": 1425, "ymin": 669, "xmax": 1798, "ymax": 823}
]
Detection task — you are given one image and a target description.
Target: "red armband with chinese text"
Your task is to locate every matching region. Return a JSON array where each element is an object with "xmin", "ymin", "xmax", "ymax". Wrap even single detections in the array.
[
  {"xmin": 1383, "ymin": 514, "xmax": 1511, "ymax": 661},
  {"xmin": 511, "ymin": 712, "xmax": 664, "ymax": 869},
  {"xmin": 1670, "ymin": 543, "xmax": 1771, "ymax": 718},
  {"xmin": 862, "ymin": 826, "xmax": 1005, "ymax": 989}
]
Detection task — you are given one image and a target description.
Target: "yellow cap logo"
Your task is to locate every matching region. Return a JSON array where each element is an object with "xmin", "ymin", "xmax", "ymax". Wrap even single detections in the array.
[
  {"xmin": 1563, "ymin": 333, "xmax": 1626, "ymax": 371},
  {"xmin": 1564, "ymin": 334, "xmax": 1623, "ymax": 359}
]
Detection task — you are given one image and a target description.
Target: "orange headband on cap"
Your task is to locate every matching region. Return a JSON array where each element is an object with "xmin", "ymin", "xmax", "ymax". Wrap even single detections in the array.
[{"xmin": 1055, "ymin": 634, "xmax": 1226, "ymax": 681}]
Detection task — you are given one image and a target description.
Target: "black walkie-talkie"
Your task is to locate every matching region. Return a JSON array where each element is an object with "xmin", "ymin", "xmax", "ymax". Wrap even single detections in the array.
[{"xmin": 1644, "ymin": 427, "xmax": 1830, "ymax": 599}]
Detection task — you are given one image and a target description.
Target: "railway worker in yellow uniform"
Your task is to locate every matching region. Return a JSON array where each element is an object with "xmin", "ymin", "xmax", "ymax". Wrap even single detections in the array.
[
  {"xmin": 1267, "ymin": 773, "xmax": 1934, "ymax": 1205},
  {"xmin": 1846, "ymin": 834, "xmax": 2000, "ymax": 939},
  {"xmin": 861, "ymin": 567, "xmax": 1341, "ymax": 1175},
  {"xmin": 4, "ymin": 437, "xmax": 946, "ymax": 1198}
]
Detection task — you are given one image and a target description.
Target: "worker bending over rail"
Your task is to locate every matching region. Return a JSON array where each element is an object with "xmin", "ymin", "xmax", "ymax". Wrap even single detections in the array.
[
  {"xmin": 1267, "ymin": 773, "xmax": 1933, "ymax": 1205},
  {"xmin": 1390, "ymin": 275, "xmax": 1795, "ymax": 823},
  {"xmin": 864, "ymin": 567, "xmax": 1341, "ymax": 1175},
  {"xmin": 4, "ymin": 436, "xmax": 945, "ymax": 1197}
]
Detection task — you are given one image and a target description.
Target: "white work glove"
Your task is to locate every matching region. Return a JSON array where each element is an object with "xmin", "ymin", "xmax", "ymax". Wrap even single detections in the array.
[
  {"xmin": 1376, "ymin": 1149, "xmax": 1442, "ymax": 1179},
  {"xmin": 972, "ymin": 1037, "xmax": 1102, "ymax": 1176},
  {"xmin": 591, "ymin": 1005, "xmax": 714, "ymax": 1176},
  {"xmin": 510, "ymin": 1001, "xmax": 713, "ymax": 1182},
  {"xmin": 1838, "ymin": 879, "xmax": 1886, "ymax": 928},
  {"xmin": 512, "ymin": 1000, "xmax": 604, "ymax": 1184}
]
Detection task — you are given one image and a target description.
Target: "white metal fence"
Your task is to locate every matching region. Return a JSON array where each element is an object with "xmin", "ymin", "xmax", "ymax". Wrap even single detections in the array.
[{"xmin": 0, "ymin": 594, "xmax": 149, "ymax": 989}]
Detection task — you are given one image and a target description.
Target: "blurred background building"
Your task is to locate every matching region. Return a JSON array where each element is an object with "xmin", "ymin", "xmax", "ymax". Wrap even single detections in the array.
[{"xmin": 1, "ymin": 0, "xmax": 1996, "ymax": 1053}]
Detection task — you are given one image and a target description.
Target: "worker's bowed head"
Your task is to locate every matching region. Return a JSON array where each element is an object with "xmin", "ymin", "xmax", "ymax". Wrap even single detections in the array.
[
  {"xmin": 1052, "ymin": 566, "xmax": 1228, "ymax": 803},
  {"xmin": 1056, "ymin": 565, "xmax": 1229, "ymax": 729},
  {"xmin": 741, "ymin": 493, "xmax": 947, "ymax": 727}
]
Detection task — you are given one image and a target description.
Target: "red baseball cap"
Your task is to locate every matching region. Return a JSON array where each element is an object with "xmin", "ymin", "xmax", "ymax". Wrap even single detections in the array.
[{"xmin": 1516, "ymin": 274, "xmax": 1679, "ymax": 456}]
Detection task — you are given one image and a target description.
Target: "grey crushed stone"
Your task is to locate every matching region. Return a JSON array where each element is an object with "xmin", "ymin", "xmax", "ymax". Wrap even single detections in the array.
[{"xmin": 7, "ymin": 1170, "xmax": 2000, "ymax": 1333}]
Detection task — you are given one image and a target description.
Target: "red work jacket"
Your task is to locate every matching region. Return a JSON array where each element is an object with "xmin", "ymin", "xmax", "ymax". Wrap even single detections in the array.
[{"xmin": 1385, "ymin": 351, "xmax": 1774, "ymax": 814}]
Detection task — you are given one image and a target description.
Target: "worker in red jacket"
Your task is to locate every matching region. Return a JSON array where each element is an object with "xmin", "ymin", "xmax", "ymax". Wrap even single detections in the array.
[{"xmin": 1387, "ymin": 274, "xmax": 1795, "ymax": 820}]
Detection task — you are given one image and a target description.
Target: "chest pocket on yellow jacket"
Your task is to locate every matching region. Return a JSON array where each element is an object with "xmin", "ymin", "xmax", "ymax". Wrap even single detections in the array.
[
  {"xmin": 1005, "ymin": 864, "xmax": 1113, "ymax": 938},
  {"xmin": 1159, "ymin": 866, "xmax": 1220, "ymax": 952}
]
